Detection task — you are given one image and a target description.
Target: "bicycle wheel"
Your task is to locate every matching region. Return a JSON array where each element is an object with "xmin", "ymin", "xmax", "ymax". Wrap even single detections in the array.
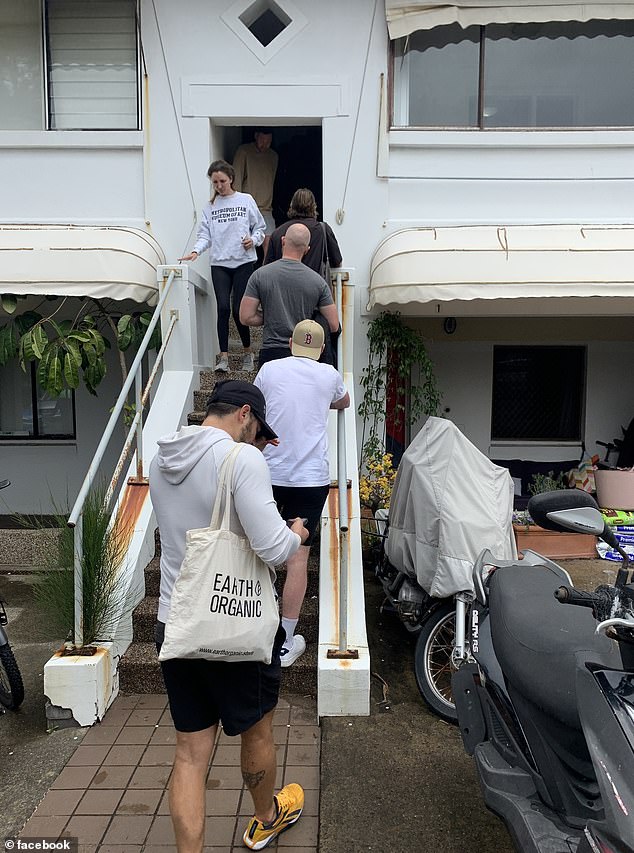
[
  {"xmin": 414, "ymin": 602, "xmax": 457, "ymax": 724},
  {"xmin": 0, "ymin": 641, "xmax": 25, "ymax": 710}
]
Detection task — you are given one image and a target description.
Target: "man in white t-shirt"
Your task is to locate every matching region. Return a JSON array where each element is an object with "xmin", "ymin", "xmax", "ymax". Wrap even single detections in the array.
[{"xmin": 254, "ymin": 320, "xmax": 350, "ymax": 666}]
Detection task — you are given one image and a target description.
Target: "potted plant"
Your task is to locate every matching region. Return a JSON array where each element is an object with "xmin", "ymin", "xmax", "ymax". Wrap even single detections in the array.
[
  {"xmin": 30, "ymin": 483, "xmax": 140, "ymax": 653},
  {"xmin": 513, "ymin": 471, "xmax": 597, "ymax": 559},
  {"xmin": 358, "ymin": 449, "xmax": 397, "ymax": 562}
]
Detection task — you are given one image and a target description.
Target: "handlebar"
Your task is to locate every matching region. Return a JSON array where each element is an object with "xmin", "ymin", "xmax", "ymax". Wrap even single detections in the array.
[{"xmin": 554, "ymin": 585, "xmax": 601, "ymax": 608}]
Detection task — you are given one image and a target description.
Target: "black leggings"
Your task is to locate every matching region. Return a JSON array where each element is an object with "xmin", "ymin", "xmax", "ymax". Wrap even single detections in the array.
[{"xmin": 210, "ymin": 263, "xmax": 253, "ymax": 352}]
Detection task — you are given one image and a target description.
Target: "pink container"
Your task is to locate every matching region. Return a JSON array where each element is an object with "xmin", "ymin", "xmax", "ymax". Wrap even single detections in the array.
[{"xmin": 594, "ymin": 469, "xmax": 634, "ymax": 510}]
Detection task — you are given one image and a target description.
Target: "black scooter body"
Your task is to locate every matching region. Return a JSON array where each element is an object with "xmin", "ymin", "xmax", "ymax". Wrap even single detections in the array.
[{"xmin": 453, "ymin": 559, "xmax": 634, "ymax": 853}]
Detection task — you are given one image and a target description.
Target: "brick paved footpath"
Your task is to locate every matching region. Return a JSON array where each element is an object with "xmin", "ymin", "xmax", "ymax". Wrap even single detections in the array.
[{"xmin": 18, "ymin": 693, "xmax": 319, "ymax": 852}]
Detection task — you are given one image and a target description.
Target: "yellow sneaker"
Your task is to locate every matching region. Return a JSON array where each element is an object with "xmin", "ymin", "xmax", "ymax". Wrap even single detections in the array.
[{"xmin": 243, "ymin": 783, "xmax": 304, "ymax": 849}]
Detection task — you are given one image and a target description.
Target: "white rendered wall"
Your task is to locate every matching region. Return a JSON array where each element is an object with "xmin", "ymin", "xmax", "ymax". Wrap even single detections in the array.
[{"xmin": 2, "ymin": 1, "xmax": 634, "ymax": 508}]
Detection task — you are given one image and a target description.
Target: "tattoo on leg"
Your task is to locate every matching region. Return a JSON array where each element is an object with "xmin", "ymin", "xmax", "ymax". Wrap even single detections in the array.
[{"xmin": 242, "ymin": 769, "xmax": 266, "ymax": 789}]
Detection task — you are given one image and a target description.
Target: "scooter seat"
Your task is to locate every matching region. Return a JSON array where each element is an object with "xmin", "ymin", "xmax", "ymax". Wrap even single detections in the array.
[{"xmin": 489, "ymin": 564, "xmax": 622, "ymax": 730}]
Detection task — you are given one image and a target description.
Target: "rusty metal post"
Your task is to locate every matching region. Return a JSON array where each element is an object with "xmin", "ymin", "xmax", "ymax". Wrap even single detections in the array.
[
  {"xmin": 327, "ymin": 272, "xmax": 358, "ymax": 661},
  {"xmin": 73, "ymin": 515, "xmax": 83, "ymax": 648},
  {"xmin": 135, "ymin": 370, "xmax": 144, "ymax": 482}
]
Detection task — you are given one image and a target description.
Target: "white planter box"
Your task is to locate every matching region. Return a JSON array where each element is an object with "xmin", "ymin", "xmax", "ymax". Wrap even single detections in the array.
[{"xmin": 44, "ymin": 642, "xmax": 118, "ymax": 727}]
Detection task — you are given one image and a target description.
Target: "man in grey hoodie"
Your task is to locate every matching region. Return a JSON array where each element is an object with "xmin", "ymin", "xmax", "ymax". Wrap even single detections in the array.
[{"xmin": 149, "ymin": 380, "xmax": 308, "ymax": 853}]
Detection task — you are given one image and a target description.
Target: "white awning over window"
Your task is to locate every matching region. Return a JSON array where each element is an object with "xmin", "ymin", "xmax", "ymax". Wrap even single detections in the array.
[
  {"xmin": 0, "ymin": 225, "xmax": 164, "ymax": 304},
  {"xmin": 369, "ymin": 225, "xmax": 634, "ymax": 316},
  {"xmin": 385, "ymin": 2, "xmax": 634, "ymax": 38}
]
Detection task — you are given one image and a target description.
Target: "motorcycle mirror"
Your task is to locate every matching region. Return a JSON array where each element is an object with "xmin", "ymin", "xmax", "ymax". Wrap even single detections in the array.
[{"xmin": 528, "ymin": 490, "xmax": 603, "ymax": 535}]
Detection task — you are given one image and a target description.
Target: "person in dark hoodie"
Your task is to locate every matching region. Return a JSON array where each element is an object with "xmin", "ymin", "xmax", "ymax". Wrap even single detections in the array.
[{"xmin": 149, "ymin": 380, "xmax": 308, "ymax": 852}]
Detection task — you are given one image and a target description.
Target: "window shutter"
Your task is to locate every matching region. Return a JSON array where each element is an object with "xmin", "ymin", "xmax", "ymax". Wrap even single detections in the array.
[{"xmin": 46, "ymin": 0, "xmax": 138, "ymax": 130}]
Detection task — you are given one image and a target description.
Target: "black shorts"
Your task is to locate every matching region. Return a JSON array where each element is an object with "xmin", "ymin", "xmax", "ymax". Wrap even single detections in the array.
[
  {"xmin": 155, "ymin": 621, "xmax": 285, "ymax": 736},
  {"xmin": 257, "ymin": 346, "xmax": 291, "ymax": 368},
  {"xmin": 272, "ymin": 484, "xmax": 330, "ymax": 547}
]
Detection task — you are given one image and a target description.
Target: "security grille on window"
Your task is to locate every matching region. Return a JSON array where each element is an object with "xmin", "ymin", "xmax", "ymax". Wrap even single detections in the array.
[
  {"xmin": 393, "ymin": 19, "xmax": 634, "ymax": 128},
  {"xmin": 491, "ymin": 346, "xmax": 585, "ymax": 443},
  {"xmin": 45, "ymin": 0, "xmax": 139, "ymax": 130}
]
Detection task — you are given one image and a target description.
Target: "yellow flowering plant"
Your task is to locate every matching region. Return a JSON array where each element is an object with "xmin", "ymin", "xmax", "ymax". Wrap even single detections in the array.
[{"xmin": 359, "ymin": 451, "xmax": 397, "ymax": 513}]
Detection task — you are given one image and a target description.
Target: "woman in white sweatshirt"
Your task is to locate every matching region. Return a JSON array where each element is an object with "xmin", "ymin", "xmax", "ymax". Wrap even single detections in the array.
[{"xmin": 181, "ymin": 160, "xmax": 265, "ymax": 372}]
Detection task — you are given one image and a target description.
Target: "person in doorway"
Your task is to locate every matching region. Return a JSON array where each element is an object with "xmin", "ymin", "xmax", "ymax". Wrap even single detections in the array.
[
  {"xmin": 254, "ymin": 320, "xmax": 350, "ymax": 665},
  {"xmin": 150, "ymin": 380, "xmax": 309, "ymax": 852},
  {"xmin": 233, "ymin": 128, "xmax": 278, "ymax": 257},
  {"xmin": 180, "ymin": 160, "xmax": 264, "ymax": 373},
  {"xmin": 239, "ymin": 223, "xmax": 340, "ymax": 367}
]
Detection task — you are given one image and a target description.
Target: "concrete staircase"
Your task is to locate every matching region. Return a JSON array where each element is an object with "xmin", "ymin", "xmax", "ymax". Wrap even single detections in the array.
[{"xmin": 118, "ymin": 322, "xmax": 320, "ymax": 697}]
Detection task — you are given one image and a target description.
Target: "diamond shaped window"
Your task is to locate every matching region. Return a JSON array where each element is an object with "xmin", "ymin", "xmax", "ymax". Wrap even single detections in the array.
[
  {"xmin": 221, "ymin": 0, "xmax": 306, "ymax": 63},
  {"xmin": 239, "ymin": 0, "xmax": 291, "ymax": 48}
]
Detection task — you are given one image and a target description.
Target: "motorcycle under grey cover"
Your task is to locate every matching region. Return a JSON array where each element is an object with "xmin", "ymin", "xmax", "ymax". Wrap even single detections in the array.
[{"xmin": 385, "ymin": 417, "xmax": 517, "ymax": 598}]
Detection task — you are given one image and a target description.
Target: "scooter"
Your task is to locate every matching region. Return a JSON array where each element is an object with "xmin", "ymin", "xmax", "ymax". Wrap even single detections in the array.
[
  {"xmin": 0, "ymin": 478, "xmax": 25, "ymax": 710},
  {"xmin": 452, "ymin": 489, "xmax": 634, "ymax": 853}
]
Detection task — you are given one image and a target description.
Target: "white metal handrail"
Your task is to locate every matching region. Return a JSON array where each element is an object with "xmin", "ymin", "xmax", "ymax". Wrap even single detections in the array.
[
  {"xmin": 335, "ymin": 271, "xmax": 351, "ymax": 655},
  {"xmin": 67, "ymin": 269, "xmax": 177, "ymax": 647}
]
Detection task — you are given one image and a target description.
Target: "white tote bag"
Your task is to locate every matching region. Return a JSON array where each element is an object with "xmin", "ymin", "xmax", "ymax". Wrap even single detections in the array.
[{"xmin": 158, "ymin": 444, "xmax": 280, "ymax": 664}]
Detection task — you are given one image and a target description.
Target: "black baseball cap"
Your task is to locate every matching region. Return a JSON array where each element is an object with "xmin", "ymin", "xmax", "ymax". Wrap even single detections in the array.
[{"xmin": 207, "ymin": 380, "xmax": 277, "ymax": 440}]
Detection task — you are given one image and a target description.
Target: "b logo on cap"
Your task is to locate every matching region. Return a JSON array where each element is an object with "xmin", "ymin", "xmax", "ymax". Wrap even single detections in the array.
[{"xmin": 304, "ymin": 333, "xmax": 312, "ymax": 345}]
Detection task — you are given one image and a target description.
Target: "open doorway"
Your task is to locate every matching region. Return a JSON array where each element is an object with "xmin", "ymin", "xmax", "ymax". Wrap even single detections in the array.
[{"xmin": 213, "ymin": 124, "xmax": 323, "ymax": 230}]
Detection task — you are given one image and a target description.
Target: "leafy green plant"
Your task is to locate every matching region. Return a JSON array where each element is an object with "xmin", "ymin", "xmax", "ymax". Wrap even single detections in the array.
[
  {"xmin": 29, "ymin": 484, "xmax": 140, "ymax": 648},
  {"xmin": 358, "ymin": 312, "xmax": 441, "ymax": 464},
  {"xmin": 0, "ymin": 298, "xmax": 161, "ymax": 399},
  {"xmin": 528, "ymin": 470, "xmax": 568, "ymax": 496}
]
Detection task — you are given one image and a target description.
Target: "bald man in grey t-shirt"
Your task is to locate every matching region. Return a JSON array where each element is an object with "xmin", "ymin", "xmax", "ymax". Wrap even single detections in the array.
[{"xmin": 239, "ymin": 223, "xmax": 340, "ymax": 367}]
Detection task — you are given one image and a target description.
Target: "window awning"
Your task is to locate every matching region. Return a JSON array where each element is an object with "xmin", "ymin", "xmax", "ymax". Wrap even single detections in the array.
[
  {"xmin": 0, "ymin": 225, "xmax": 165, "ymax": 305},
  {"xmin": 369, "ymin": 225, "xmax": 634, "ymax": 316},
  {"xmin": 385, "ymin": 2, "xmax": 634, "ymax": 38}
]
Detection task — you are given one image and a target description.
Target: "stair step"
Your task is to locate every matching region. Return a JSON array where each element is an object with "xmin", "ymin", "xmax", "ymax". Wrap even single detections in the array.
[
  {"xmin": 118, "ymin": 642, "xmax": 165, "ymax": 695},
  {"xmin": 131, "ymin": 594, "xmax": 319, "ymax": 645},
  {"xmin": 118, "ymin": 640, "xmax": 317, "ymax": 697},
  {"xmin": 144, "ymin": 556, "xmax": 160, "ymax": 598},
  {"xmin": 131, "ymin": 596, "xmax": 159, "ymax": 642}
]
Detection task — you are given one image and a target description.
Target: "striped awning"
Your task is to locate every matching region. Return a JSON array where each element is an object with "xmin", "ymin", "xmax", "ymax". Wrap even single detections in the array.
[
  {"xmin": 385, "ymin": 2, "xmax": 634, "ymax": 38},
  {"xmin": 0, "ymin": 225, "xmax": 164, "ymax": 305},
  {"xmin": 369, "ymin": 224, "xmax": 634, "ymax": 316}
]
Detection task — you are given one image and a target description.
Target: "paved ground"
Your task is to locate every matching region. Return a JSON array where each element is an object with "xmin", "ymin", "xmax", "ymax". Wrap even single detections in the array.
[
  {"xmin": 1, "ymin": 555, "xmax": 620, "ymax": 852},
  {"xmin": 18, "ymin": 692, "xmax": 319, "ymax": 852},
  {"xmin": 0, "ymin": 572, "xmax": 82, "ymax": 842}
]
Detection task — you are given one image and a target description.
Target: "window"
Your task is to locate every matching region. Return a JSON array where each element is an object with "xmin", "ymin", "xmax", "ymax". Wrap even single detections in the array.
[
  {"xmin": 0, "ymin": 0, "xmax": 139, "ymax": 131},
  {"xmin": 0, "ymin": 0, "xmax": 44, "ymax": 130},
  {"xmin": 393, "ymin": 19, "xmax": 634, "ymax": 129},
  {"xmin": 0, "ymin": 362, "xmax": 76, "ymax": 440},
  {"xmin": 491, "ymin": 346, "xmax": 585, "ymax": 442},
  {"xmin": 239, "ymin": 0, "xmax": 291, "ymax": 47}
]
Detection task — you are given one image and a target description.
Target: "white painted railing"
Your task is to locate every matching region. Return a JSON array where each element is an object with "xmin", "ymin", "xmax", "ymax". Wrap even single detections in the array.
[
  {"xmin": 67, "ymin": 270, "xmax": 178, "ymax": 647},
  {"xmin": 318, "ymin": 271, "xmax": 370, "ymax": 716}
]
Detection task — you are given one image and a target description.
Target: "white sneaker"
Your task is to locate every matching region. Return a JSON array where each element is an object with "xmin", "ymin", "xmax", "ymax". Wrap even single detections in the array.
[
  {"xmin": 242, "ymin": 352, "xmax": 254, "ymax": 371},
  {"xmin": 215, "ymin": 357, "xmax": 229, "ymax": 372},
  {"xmin": 280, "ymin": 634, "xmax": 306, "ymax": 668}
]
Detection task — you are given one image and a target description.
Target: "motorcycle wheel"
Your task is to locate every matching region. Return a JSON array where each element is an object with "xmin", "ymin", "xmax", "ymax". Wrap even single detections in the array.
[
  {"xmin": 414, "ymin": 601, "xmax": 457, "ymax": 724},
  {"xmin": 0, "ymin": 642, "xmax": 25, "ymax": 710}
]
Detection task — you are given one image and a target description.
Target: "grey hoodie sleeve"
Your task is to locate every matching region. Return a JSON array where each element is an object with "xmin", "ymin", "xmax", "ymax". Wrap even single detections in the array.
[{"xmin": 232, "ymin": 444, "xmax": 301, "ymax": 565}]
